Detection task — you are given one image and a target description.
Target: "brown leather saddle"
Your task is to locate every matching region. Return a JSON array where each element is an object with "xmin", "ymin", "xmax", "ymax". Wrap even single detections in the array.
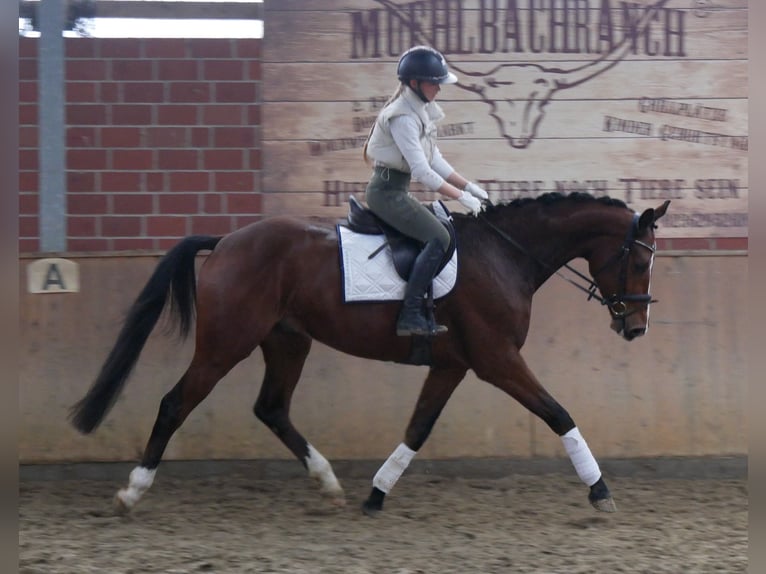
[{"xmin": 342, "ymin": 195, "xmax": 457, "ymax": 280}]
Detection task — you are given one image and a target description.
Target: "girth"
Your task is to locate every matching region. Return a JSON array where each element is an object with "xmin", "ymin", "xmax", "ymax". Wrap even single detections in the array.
[{"xmin": 342, "ymin": 195, "xmax": 457, "ymax": 281}]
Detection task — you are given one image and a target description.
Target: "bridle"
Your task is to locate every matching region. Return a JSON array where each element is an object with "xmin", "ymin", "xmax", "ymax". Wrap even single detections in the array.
[
  {"xmin": 479, "ymin": 210, "xmax": 658, "ymax": 320},
  {"xmin": 587, "ymin": 213, "xmax": 657, "ymax": 319}
]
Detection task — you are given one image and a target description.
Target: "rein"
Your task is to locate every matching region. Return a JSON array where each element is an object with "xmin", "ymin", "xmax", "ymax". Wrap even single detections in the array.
[{"xmin": 478, "ymin": 207, "xmax": 657, "ymax": 319}]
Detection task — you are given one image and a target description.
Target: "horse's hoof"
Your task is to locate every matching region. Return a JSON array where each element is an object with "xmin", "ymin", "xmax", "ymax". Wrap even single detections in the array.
[
  {"xmin": 327, "ymin": 495, "xmax": 346, "ymax": 508},
  {"xmin": 318, "ymin": 485, "xmax": 346, "ymax": 507},
  {"xmin": 361, "ymin": 501, "xmax": 381, "ymax": 517},
  {"xmin": 590, "ymin": 497, "xmax": 618, "ymax": 513},
  {"xmin": 361, "ymin": 486, "xmax": 385, "ymax": 517},
  {"xmin": 113, "ymin": 492, "xmax": 132, "ymax": 515},
  {"xmin": 588, "ymin": 477, "xmax": 616, "ymax": 512}
]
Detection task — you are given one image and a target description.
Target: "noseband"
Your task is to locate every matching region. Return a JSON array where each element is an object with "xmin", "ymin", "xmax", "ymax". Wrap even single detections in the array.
[{"xmin": 479, "ymin": 211, "xmax": 657, "ymax": 319}]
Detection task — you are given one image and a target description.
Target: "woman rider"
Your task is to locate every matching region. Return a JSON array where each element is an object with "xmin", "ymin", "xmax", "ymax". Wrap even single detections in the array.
[{"xmin": 363, "ymin": 45, "xmax": 488, "ymax": 337}]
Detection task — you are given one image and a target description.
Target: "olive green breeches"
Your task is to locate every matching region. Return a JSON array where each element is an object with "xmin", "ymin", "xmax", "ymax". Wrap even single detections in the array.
[{"xmin": 364, "ymin": 166, "xmax": 450, "ymax": 251}]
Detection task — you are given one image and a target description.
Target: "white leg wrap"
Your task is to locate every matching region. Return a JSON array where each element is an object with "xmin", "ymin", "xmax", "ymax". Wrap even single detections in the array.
[
  {"xmin": 116, "ymin": 466, "xmax": 156, "ymax": 508},
  {"xmin": 305, "ymin": 444, "xmax": 343, "ymax": 496},
  {"xmin": 561, "ymin": 427, "xmax": 601, "ymax": 487},
  {"xmin": 372, "ymin": 443, "xmax": 417, "ymax": 494}
]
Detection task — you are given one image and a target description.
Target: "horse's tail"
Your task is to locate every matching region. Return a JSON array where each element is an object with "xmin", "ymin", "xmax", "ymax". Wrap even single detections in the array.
[{"xmin": 69, "ymin": 235, "xmax": 222, "ymax": 434}]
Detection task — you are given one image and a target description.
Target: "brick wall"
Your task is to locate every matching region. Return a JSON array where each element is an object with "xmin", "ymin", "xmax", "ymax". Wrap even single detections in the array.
[{"xmin": 19, "ymin": 37, "xmax": 262, "ymax": 253}]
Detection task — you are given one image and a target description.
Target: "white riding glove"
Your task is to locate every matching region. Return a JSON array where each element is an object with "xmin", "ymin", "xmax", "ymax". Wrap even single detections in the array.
[
  {"xmin": 457, "ymin": 191, "xmax": 482, "ymax": 216},
  {"xmin": 464, "ymin": 181, "xmax": 489, "ymax": 201}
]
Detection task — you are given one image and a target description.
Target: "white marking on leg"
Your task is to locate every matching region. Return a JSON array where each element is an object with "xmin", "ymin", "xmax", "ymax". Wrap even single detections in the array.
[
  {"xmin": 305, "ymin": 444, "xmax": 344, "ymax": 499},
  {"xmin": 116, "ymin": 466, "xmax": 156, "ymax": 509},
  {"xmin": 561, "ymin": 427, "xmax": 601, "ymax": 486},
  {"xmin": 372, "ymin": 442, "xmax": 417, "ymax": 494}
]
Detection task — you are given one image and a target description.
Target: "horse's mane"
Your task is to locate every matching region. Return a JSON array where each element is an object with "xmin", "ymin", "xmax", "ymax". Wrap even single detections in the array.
[
  {"xmin": 452, "ymin": 192, "xmax": 630, "ymax": 251},
  {"xmin": 481, "ymin": 192, "xmax": 628, "ymax": 215}
]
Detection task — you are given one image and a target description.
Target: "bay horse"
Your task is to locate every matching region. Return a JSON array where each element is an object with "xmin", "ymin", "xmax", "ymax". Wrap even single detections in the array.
[{"xmin": 70, "ymin": 192, "xmax": 669, "ymax": 516}]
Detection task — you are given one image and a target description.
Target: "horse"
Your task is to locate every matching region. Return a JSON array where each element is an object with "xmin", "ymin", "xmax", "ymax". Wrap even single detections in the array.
[{"xmin": 69, "ymin": 191, "xmax": 670, "ymax": 516}]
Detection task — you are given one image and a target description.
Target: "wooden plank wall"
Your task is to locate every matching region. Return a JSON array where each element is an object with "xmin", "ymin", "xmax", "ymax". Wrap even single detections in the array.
[{"xmin": 262, "ymin": 0, "xmax": 747, "ymax": 238}]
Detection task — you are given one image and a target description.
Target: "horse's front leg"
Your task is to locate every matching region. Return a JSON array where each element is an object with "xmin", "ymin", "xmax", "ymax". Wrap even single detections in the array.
[
  {"xmin": 476, "ymin": 349, "xmax": 617, "ymax": 513},
  {"xmin": 362, "ymin": 366, "xmax": 467, "ymax": 516}
]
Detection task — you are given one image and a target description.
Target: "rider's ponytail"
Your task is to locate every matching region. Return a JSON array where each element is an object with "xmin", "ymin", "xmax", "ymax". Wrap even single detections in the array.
[{"xmin": 363, "ymin": 83, "xmax": 405, "ymax": 165}]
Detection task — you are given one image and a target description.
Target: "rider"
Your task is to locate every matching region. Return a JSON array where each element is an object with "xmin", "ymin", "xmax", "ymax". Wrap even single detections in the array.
[{"xmin": 363, "ymin": 45, "xmax": 488, "ymax": 337}]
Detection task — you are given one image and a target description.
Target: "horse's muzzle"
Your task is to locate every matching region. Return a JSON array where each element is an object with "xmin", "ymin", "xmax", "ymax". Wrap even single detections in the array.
[
  {"xmin": 610, "ymin": 318, "xmax": 647, "ymax": 341},
  {"xmin": 624, "ymin": 326, "xmax": 647, "ymax": 341}
]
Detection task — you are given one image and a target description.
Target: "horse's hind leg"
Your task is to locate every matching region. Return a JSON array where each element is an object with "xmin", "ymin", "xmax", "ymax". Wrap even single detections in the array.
[
  {"xmin": 114, "ymin": 354, "xmax": 238, "ymax": 513},
  {"xmin": 362, "ymin": 366, "xmax": 466, "ymax": 516},
  {"xmin": 254, "ymin": 325, "xmax": 345, "ymax": 506}
]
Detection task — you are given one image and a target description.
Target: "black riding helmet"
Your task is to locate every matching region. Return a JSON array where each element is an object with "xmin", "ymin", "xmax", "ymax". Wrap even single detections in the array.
[{"xmin": 397, "ymin": 46, "xmax": 457, "ymax": 101}]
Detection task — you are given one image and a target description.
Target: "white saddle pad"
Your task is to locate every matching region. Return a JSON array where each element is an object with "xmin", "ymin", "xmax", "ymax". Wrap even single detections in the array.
[{"xmin": 337, "ymin": 226, "xmax": 458, "ymax": 302}]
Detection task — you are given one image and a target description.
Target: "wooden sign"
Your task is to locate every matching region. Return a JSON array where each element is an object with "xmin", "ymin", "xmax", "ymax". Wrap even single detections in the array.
[{"xmin": 262, "ymin": 0, "xmax": 747, "ymax": 238}]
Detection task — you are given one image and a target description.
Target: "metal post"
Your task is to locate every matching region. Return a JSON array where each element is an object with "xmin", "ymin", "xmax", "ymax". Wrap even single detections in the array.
[{"xmin": 38, "ymin": 0, "xmax": 67, "ymax": 253}]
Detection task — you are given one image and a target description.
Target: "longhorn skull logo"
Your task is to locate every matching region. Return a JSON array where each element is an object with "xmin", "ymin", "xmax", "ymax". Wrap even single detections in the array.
[{"xmin": 375, "ymin": 0, "xmax": 670, "ymax": 149}]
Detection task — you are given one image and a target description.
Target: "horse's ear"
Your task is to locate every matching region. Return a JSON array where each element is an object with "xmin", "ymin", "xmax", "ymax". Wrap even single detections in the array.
[
  {"xmin": 637, "ymin": 208, "xmax": 655, "ymax": 231},
  {"xmin": 653, "ymin": 200, "xmax": 671, "ymax": 221},
  {"xmin": 637, "ymin": 200, "xmax": 670, "ymax": 231}
]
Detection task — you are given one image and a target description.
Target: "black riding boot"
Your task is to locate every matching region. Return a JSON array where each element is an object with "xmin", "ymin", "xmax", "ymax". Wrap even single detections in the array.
[{"xmin": 396, "ymin": 239, "xmax": 448, "ymax": 337}]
